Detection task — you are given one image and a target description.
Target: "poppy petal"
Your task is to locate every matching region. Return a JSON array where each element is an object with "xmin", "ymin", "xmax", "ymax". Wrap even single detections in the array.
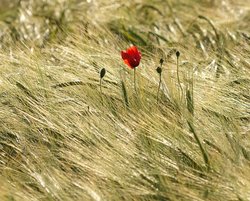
[
  {"xmin": 121, "ymin": 51, "xmax": 129, "ymax": 60},
  {"xmin": 123, "ymin": 59, "xmax": 133, "ymax": 69},
  {"xmin": 130, "ymin": 46, "xmax": 141, "ymax": 61},
  {"xmin": 121, "ymin": 51, "xmax": 133, "ymax": 68},
  {"xmin": 127, "ymin": 46, "xmax": 136, "ymax": 55}
]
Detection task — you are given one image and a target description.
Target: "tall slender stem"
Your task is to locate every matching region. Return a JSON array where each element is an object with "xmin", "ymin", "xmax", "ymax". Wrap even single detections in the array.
[
  {"xmin": 177, "ymin": 56, "xmax": 183, "ymax": 95},
  {"xmin": 157, "ymin": 74, "xmax": 162, "ymax": 104},
  {"xmin": 100, "ymin": 78, "xmax": 102, "ymax": 93},
  {"xmin": 134, "ymin": 67, "xmax": 137, "ymax": 94},
  {"xmin": 100, "ymin": 78, "xmax": 103, "ymax": 103},
  {"xmin": 99, "ymin": 68, "xmax": 106, "ymax": 105}
]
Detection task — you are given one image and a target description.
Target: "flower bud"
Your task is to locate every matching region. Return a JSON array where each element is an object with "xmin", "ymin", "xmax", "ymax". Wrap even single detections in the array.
[
  {"xmin": 100, "ymin": 68, "xmax": 106, "ymax": 79},
  {"xmin": 160, "ymin": 58, "xmax": 164, "ymax": 65},
  {"xmin": 176, "ymin": 51, "xmax": 180, "ymax": 58},
  {"xmin": 156, "ymin": 67, "xmax": 162, "ymax": 74}
]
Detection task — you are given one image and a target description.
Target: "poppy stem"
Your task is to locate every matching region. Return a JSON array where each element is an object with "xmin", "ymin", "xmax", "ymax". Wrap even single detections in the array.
[
  {"xmin": 157, "ymin": 74, "xmax": 162, "ymax": 104},
  {"xmin": 99, "ymin": 68, "xmax": 106, "ymax": 104},
  {"xmin": 156, "ymin": 61, "xmax": 163, "ymax": 104},
  {"xmin": 134, "ymin": 68, "xmax": 137, "ymax": 94},
  {"xmin": 176, "ymin": 53, "xmax": 183, "ymax": 96},
  {"xmin": 100, "ymin": 78, "xmax": 103, "ymax": 103}
]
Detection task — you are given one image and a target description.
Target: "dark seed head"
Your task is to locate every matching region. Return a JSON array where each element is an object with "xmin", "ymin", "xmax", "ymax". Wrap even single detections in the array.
[
  {"xmin": 176, "ymin": 51, "xmax": 180, "ymax": 58},
  {"xmin": 156, "ymin": 67, "xmax": 162, "ymax": 74},
  {"xmin": 100, "ymin": 68, "xmax": 106, "ymax": 79},
  {"xmin": 160, "ymin": 58, "xmax": 164, "ymax": 65}
]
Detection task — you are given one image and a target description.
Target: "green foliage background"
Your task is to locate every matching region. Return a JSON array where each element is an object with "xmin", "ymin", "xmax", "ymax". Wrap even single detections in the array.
[{"xmin": 0, "ymin": 0, "xmax": 249, "ymax": 200}]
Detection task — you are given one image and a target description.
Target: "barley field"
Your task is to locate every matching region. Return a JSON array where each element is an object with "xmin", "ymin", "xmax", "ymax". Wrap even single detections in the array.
[{"xmin": 0, "ymin": 0, "xmax": 250, "ymax": 200}]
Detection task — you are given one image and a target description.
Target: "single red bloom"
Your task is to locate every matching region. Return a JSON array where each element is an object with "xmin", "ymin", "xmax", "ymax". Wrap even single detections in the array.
[{"xmin": 121, "ymin": 46, "xmax": 141, "ymax": 69}]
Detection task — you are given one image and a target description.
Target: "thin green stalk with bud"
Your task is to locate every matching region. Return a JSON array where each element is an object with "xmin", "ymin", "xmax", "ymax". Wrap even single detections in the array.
[
  {"xmin": 100, "ymin": 68, "xmax": 106, "ymax": 102},
  {"xmin": 176, "ymin": 51, "xmax": 183, "ymax": 97},
  {"xmin": 156, "ymin": 58, "xmax": 164, "ymax": 104}
]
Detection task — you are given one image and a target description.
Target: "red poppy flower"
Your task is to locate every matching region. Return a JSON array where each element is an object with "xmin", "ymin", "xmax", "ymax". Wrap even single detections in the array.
[{"xmin": 121, "ymin": 46, "xmax": 141, "ymax": 69}]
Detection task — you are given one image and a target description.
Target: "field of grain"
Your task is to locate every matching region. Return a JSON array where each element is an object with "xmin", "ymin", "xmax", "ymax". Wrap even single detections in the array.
[{"xmin": 0, "ymin": 0, "xmax": 250, "ymax": 200}]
